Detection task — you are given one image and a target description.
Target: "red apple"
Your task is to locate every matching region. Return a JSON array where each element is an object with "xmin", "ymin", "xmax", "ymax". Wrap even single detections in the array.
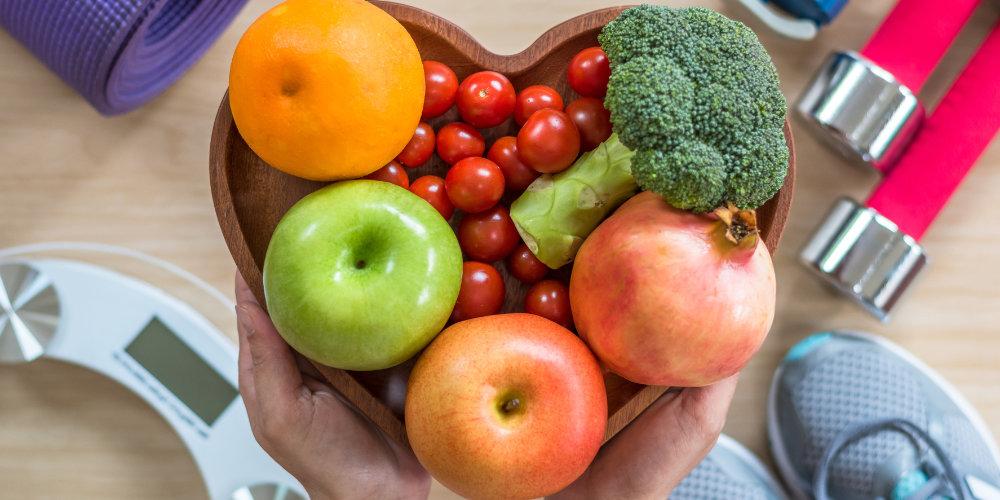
[
  {"xmin": 405, "ymin": 313, "xmax": 606, "ymax": 499},
  {"xmin": 571, "ymin": 192, "xmax": 776, "ymax": 387}
]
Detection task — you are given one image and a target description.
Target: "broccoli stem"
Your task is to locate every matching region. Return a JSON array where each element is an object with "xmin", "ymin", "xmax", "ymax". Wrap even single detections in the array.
[{"xmin": 509, "ymin": 133, "xmax": 637, "ymax": 269}]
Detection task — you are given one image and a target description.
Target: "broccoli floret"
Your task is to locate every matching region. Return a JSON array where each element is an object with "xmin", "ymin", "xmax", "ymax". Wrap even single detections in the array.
[
  {"xmin": 508, "ymin": 5, "xmax": 789, "ymax": 268},
  {"xmin": 600, "ymin": 5, "xmax": 788, "ymax": 212},
  {"xmin": 631, "ymin": 140, "xmax": 726, "ymax": 213},
  {"xmin": 605, "ymin": 57, "xmax": 694, "ymax": 151},
  {"xmin": 725, "ymin": 126, "xmax": 789, "ymax": 209},
  {"xmin": 597, "ymin": 5, "xmax": 677, "ymax": 64}
]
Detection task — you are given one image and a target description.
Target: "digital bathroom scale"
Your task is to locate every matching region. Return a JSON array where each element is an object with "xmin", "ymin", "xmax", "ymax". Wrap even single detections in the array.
[{"xmin": 0, "ymin": 247, "xmax": 307, "ymax": 500}]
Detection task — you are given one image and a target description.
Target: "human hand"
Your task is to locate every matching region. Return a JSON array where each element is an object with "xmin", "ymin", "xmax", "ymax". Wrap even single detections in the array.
[
  {"xmin": 235, "ymin": 273, "xmax": 430, "ymax": 500},
  {"xmin": 549, "ymin": 375, "xmax": 739, "ymax": 499},
  {"xmin": 237, "ymin": 270, "xmax": 735, "ymax": 500}
]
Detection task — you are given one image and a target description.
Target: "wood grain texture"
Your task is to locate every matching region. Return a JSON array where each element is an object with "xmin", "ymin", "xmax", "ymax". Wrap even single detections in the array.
[
  {"xmin": 2, "ymin": 1, "xmax": 999, "ymax": 499},
  {"xmin": 209, "ymin": 1, "xmax": 795, "ymax": 448}
]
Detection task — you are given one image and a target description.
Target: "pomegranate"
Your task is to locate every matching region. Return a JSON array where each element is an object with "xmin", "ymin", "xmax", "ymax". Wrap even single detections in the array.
[{"xmin": 570, "ymin": 191, "xmax": 776, "ymax": 387}]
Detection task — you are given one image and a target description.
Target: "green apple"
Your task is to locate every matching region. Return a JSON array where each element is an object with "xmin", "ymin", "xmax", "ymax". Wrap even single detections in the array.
[{"xmin": 263, "ymin": 180, "xmax": 462, "ymax": 370}]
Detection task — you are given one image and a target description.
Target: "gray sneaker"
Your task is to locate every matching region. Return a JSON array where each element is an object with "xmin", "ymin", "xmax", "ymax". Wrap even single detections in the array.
[
  {"xmin": 671, "ymin": 434, "xmax": 787, "ymax": 499},
  {"xmin": 768, "ymin": 331, "xmax": 1000, "ymax": 500}
]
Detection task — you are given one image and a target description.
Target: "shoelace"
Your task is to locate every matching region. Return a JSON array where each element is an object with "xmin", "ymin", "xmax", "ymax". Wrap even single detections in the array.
[{"xmin": 813, "ymin": 418, "xmax": 969, "ymax": 500}]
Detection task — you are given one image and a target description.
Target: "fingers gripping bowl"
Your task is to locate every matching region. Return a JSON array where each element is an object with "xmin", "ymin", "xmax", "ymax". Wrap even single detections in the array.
[{"xmin": 211, "ymin": 0, "xmax": 794, "ymax": 495}]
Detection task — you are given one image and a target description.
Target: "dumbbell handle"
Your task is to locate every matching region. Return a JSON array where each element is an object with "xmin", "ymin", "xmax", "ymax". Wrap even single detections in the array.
[
  {"xmin": 867, "ymin": 19, "xmax": 1000, "ymax": 240},
  {"xmin": 800, "ymin": 18, "xmax": 1000, "ymax": 320},
  {"xmin": 860, "ymin": 0, "xmax": 981, "ymax": 92}
]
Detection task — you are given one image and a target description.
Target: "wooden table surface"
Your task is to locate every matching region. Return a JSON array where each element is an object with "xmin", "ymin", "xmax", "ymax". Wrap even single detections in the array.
[{"xmin": 2, "ymin": 1, "xmax": 998, "ymax": 498}]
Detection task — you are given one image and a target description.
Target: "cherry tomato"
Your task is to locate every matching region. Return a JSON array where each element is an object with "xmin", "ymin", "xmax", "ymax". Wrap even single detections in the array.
[
  {"xmin": 436, "ymin": 122, "xmax": 485, "ymax": 165},
  {"xmin": 452, "ymin": 261, "xmax": 505, "ymax": 322},
  {"xmin": 458, "ymin": 205, "xmax": 520, "ymax": 262},
  {"xmin": 516, "ymin": 109, "xmax": 581, "ymax": 174},
  {"xmin": 457, "ymin": 71, "xmax": 516, "ymax": 128},
  {"xmin": 445, "ymin": 157, "xmax": 505, "ymax": 214},
  {"xmin": 422, "ymin": 60, "xmax": 458, "ymax": 119},
  {"xmin": 514, "ymin": 85, "xmax": 564, "ymax": 125},
  {"xmin": 566, "ymin": 97, "xmax": 612, "ymax": 151},
  {"xmin": 397, "ymin": 122, "xmax": 435, "ymax": 168},
  {"xmin": 568, "ymin": 47, "xmax": 610, "ymax": 98},
  {"xmin": 524, "ymin": 279, "xmax": 572, "ymax": 328},
  {"xmin": 487, "ymin": 136, "xmax": 539, "ymax": 192},
  {"xmin": 364, "ymin": 160, "xmax": 409, "ymax": 188},
  {"xmin": 410, "ymin": 175, "xmax": 454, "ymax": 219},
  {"xmin": 507, "ymin": 243, "xmax": 548, "ymax": 284}
]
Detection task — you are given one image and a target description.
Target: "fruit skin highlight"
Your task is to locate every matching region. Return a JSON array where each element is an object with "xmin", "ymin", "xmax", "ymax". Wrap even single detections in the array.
[
  {"xmin": 406, "ymin": 313, "xmax": 607, "ymax": 500},
  {"xmin": 571, "ymin": 191, "xmax": 776, "ymax": 387},
  {"xmin": 229, "ymin": 0, "xmax": 424, "ymax": 181},
  {"xmin": 263, "ymin": 180, "xmax": 462, "ymax": 371}
]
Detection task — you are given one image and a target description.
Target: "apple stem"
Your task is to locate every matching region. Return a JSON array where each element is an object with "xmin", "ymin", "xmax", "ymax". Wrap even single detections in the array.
[{"xmin": 501, "ymin": 398, "xmax": 521, "ymax": 414}]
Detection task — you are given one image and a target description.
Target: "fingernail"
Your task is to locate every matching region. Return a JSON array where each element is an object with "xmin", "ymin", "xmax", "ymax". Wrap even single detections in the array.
[{"xmin": 237, "ymin": 305, "xmax": 256, "ymax": 337}]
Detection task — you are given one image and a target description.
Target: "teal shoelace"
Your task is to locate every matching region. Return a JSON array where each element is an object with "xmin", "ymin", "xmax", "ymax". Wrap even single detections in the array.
[{"xmin": 813, "ymin": 418, "xmax": 969, "ymax": 500}]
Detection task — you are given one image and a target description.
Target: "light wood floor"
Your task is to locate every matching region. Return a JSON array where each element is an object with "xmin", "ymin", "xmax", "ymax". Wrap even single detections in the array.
[{"xmin": 1, "ymin": 1, "xmax": 998, "ymax": 498}]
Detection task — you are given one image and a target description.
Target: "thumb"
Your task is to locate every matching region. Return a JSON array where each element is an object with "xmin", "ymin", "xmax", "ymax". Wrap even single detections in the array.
[
  {"xmin": 552, "ymin": 374, "xmax": 739, "ymax": 499},
  {"xmin": 235, "ymin": 278, "xmax": 306, "ymax": 416}
]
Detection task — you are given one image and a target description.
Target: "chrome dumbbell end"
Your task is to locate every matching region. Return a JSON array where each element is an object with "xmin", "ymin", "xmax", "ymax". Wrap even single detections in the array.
[
  {"xmin": 800, "ymin": 197, "xmax": 927, "ymax": 321},
  {"xmin": 797, "ymin": 51, "xmax": 924, "ymax": 172}
]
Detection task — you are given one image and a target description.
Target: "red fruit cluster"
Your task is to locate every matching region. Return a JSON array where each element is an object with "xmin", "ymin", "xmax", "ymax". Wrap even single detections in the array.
[{"xmin": 366, "ymin": 47, "xmax": 614, "ymax": 327}]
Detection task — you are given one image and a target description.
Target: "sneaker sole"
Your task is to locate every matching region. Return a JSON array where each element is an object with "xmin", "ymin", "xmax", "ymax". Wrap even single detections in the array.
[
  {"xmin": 766, "ymin": 330, "xmax": 1000, "ymax": 500},
  {"xmin": 716, "ymin": 434, "xmax": 789, "ymax": 499}
]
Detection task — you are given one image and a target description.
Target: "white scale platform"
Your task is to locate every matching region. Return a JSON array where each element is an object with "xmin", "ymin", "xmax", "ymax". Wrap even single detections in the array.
[{"xmin": 0, "ymin": 256, "xmax": 307, "ymax": 500}]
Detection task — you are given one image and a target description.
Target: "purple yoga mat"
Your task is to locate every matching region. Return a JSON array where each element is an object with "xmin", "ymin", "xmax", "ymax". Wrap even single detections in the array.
[{"xmin": 0, "ymin": 0, "xmax": 247, "ymax": 115}]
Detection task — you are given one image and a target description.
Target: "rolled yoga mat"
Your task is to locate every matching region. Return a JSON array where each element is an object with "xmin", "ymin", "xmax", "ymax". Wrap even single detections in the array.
[{"xmin": 0, "ymin": 0, "xmax": 248, "ymax": 115}]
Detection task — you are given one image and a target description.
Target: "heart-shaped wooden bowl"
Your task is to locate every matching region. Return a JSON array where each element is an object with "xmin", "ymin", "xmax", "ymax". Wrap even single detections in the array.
[{"xmin": 210, "ymin": 1, "xmax": 795, "ymax": 447}]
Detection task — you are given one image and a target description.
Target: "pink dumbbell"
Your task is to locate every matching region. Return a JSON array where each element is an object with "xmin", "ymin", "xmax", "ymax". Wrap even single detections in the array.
[
  {"xmin": 802, "ymin": 19, "xmax": 1000, "ymax": 320},
  {"xmin": 798, "ymin": 0, "xmax": 981, "ymax": 171}
]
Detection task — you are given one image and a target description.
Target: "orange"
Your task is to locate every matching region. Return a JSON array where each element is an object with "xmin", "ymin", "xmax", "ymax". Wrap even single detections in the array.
[{"xmin": 229, "ymin": 0, "xmax": 424, "ymax": 181}]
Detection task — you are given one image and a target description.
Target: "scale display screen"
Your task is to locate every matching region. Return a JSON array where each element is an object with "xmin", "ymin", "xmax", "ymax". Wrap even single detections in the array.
[{"xmin": 125, "ymin": 317, "xmax": 237, "ymax": 426}]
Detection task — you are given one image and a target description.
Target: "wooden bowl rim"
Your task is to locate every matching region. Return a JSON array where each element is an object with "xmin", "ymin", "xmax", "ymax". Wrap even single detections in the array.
[
  {"xmin": 209, "ymin": 0, "xmax": 796, "ymax": 447},
  {"xmin": 383, "ymin": 2, "xmax": 629, "ymax": 75}
]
